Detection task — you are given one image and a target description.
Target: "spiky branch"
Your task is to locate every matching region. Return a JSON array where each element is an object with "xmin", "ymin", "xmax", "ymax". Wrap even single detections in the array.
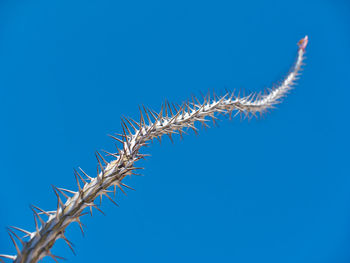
[{"xmin": 1, "ymin": 36, "xmax": 308, "ymax": 263}]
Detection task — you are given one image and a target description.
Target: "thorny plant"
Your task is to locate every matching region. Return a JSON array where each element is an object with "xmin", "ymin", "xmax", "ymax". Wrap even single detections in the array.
[{"xmin": 1, "ymin": 36, "xmax": 308, "ymax": 263}]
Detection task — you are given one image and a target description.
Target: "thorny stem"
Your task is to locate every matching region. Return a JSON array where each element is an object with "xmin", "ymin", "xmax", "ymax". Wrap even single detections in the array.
[{"xmin": 1, "ymin": 36, "xmax": 308, "ymax": 263}]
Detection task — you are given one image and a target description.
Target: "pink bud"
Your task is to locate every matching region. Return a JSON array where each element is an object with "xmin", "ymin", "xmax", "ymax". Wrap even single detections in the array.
[{"xmin": 298, "ymin": 35, "xmax": 308, "ymax": 51}]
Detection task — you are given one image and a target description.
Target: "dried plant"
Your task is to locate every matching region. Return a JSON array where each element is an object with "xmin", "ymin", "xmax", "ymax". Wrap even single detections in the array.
[{"xmin": 0, "ymin": 36, "xmax": 308, "ymax": 263}]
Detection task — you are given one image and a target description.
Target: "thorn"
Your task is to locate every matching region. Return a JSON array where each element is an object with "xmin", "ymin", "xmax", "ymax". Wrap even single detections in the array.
[
  {"xmin": 199, "ymin": 90, "xmax": 206, "ymax": 102},
  {"xmin": 120, "ymin": 182, "xmax": 135, "ymax": 191},
  {"xmin": 9, "ymin": 226, "xmax": 32, "ymax": 236},
  {"xmin": 142, "ymin": 105, "xmax": 152, "ymax": 125},
  {"xmin": 236, "ymin": 89, "xmax": 241, "ymax": 100},
  {"xmin": 147, "ymin": 108, "xmax": 158, "ymax": 121},
  {"xmin": 131, "ymin": 172, "xmax": 144, "ymax": 176},
  {"xmin": 116, "ymin": 182, "xmax": 127, "ymax": 196},
  {"xmin": 62, "ymin": 235, "xmax": 76, "ymax": 255},
  {"xmin": 116, "ymin": 146, "xmax": 123, "ymax": 160},
  {"xmin": 7, "ymin": 228, "xmax": 24, "ymax": 246},
  {"xmin": 250, "ymin": 110, "xmax": 258, "ymax": 119},
  {"xmin": 93, "ymin": 204, "xmax": 105, "ymax": 216},
  {"xmin": 99, "ymin": 193, "xmax": 103, "ymax": 206},
  {"xmin": 228, "ymin": 109, "xmax": 234, "ymax": 120},
  {"xmin": 74, "ymin": 171, "xmax": 86, "ymax": 190},
  {"xmin": 96, "ymin": 164, "xmax": 101, "ymax": 178},
  {"xmin": 156, "ymin": 134, "xmax": 162, "ymax": 144},
  {"xmin": 218, "ymin": 92, "xmax": 229, "ymax": 104},
  {"xmin": 190, "ymin": 94, "xmax": 196, "ymax": 108},
  {"xmin": 79, "ymin": 212, "xmax": 89, "ymax": 217},
  {"xmin": 189, "ymin": 124, "xmax": 199, "ymax": 135},
  {"xmin": 124, "ymin": 116, "xmax": 137, "ymax": 132},
  {"xmin": 211, "ymin": 115, "xmax": 219, "ymax": 127},
  {"xmin": 164, "ymin": 99, "xmax": 168, "ymax": 117},
  {"xmin": 229, "ymin": 90, "xmax": 235, "ymax": 101},
  {"xmin": 114, "ymin": 133, "xmax": 128, "ymax": 139},
  {"xmin": 0, "ymin": 255, "xmax": 16, "ymax": 261},
  {"xmin": 114, "ymin": 143, "xmax": 121, "ymax": 153},
  {"xmin": 57, "ymin": 188, "xmax": 77, "ymax": 195},
  {"xmin": 234, "ymin": 110, "xmax": 241, "ymax": 120},
  {"xmin": 38, "ymin": 210, "xmax": 56, "ymax": 216},
  {"xmin": 244, "ymin": 92, "xmax": 254, "ymax": 103},
  {"xmin": 96, "ymin": 151, "xmax": 108, "ymax": 165},
  {"xmin": 184, "ymin": 100, "xmax": 190, "ymax": 114},
  {"xmin": 101, "ymin": 149, "xmax": 119, "ymax": 159},
  {"xmin": 52, "ymin": 186, "xmax": 64, "ymax": 219},
  {"xmin": 7, "ymin": 230, "xmax": 21, "ymax": 256},
  {"xmin": 121, "ymin": 124, "xmax": 131, "ymax": 154},
  {"xmin": 103, "ymin": 192, "xmax": 119, "ymax": 207},
  {"xmin": 33, "ymin": 212, "xmax": 40, "ymax": 233},
  {"xmin": 78, "ymin": 167, "xmax": 93, "ymax": 181},
  {"xmin": 121, "ymin": 118, "xmax": 132, "ymax": 136},
  {"xmin": 132, "ymin": 156, "xmax": 145, "ymax": 162},
  {"xmin": 180, "ymin": 105, "xmax": 186, "ymax": 120},
  {"xmin": 124, "ymin": 167, "xmax": 144, "ymax": 173},
  {"xmin": 129, "ymin": 117, "xmax": 141, "ymax": 129},
  {"xmin": 178, "ymin": 128, "xmax": 184, "ymax": 140},
  {"xmin": 167, "ymin": 132, "xmax": 174, "ymax": 143},
  {"xmin": 206, "ymin": 89, "xmax": 211, "ymax": 103},
  {"xmin": 74, "ymin": 217, "xmax": 85, "ymax": 236},
  {"xmin": 55, "ymin": 187, "xmax": 70, "ymax": 200},
  {"xmin": 113, "ymin": 185, "xmax": 117, "ymax": 197},
  {"xmin": 86, "ymin": 202, "xmax": 105, "ymax": 216},
  {"xmin": 193, "ymin": 94, "xmax": 202, "ymax": 106},
  {"xmin": 213, "ymin": 90, "xmax": 218, "ymax": 101},
  {"xmin": 31, "ymin": 204, "xmax": 51, "ymax": 217},
  {"xmin": 30, "ymin": 205, "xmax": 45, "ymax": 226},
  {"xmin": 157, "ymin": 104, "xmax": 164, "ymax": 122},
  {"xmin": 168, "ymin": 107, "xmax": 182, "ymax": 118},
  {"xmin": 74, "ymin": 171, "xmax": 82, "ymax": 193},
  {"xmin": 166, "ymin": 100, "xmax": 173, "ymax": 116},
  {"xmin": 137, "ymin": 153, "xmax": 151, "ymax": 158},
  {"xmin": 48, "ymin": 253, "xmax": 59, "ymax": 263},
  {"xmin": 148, "ymin": 105, "xmax": 163, "ymax": 131},
  {"xmin": 138, "ymin": 105, "xmax": 146, "ymax": 126},
  {"xmin": 48, "ymin": 252, "xmax": 66, "ymax": 263},
  {"xmin": 108, "ymin": 134, "xmax": 124, "ymax": 144},
  {"xmin": 173, "ymin": 103, "xmax": 181, "ymax": 115},
  {"xmin": 95, "ymin": 152, "xmax": 105, "ymax": 176},
  {"xmin": 175, "ymin": 102, "xmax": 182, "ymax": 112}
]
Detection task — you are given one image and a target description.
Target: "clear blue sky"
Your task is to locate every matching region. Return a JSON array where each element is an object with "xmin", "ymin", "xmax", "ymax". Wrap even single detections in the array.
[{"xmin": 0, "ymin": 1, "xmax": 349, "ymax": 262}]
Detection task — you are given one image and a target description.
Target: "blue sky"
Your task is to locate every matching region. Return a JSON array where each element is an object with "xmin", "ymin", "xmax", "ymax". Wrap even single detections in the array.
[{"xmin": 0, "ymin": 0, "xmax": 349, "ymax": 262}]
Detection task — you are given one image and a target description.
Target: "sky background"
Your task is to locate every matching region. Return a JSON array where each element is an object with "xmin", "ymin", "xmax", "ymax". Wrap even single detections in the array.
[{"xmin": 0, "ymin": 0, "xmax": 349, "ymax": 262}]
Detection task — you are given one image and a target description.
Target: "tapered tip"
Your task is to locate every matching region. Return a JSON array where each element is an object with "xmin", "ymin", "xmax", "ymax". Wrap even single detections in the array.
[{"xmin": 298, "ymin": 35, "xmax": 308, "ymax": 51}]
